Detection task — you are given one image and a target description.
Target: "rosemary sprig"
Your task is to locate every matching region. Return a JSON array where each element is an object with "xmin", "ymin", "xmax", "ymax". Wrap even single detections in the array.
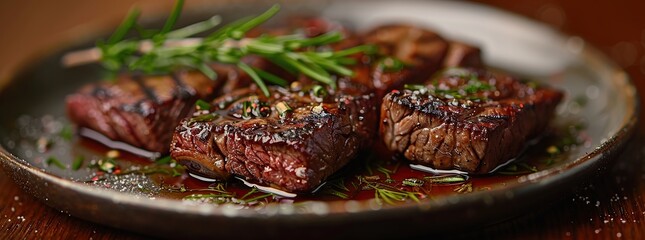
[
  {"xmin": 182, "ymin": 186, "xmax": 274, "ymax": 205},
  {"xmin": 360, "ymin": 177, "xmax": 422, "ymax": 205},
  {"xmin": 84, "ymin": 1, "xmax": 372, "ymax": 96},
  {"xmin": 424, "ymin": 174, "xmax": 468, "ymax": 184},
  {"xmin": 321, "ymin": 178, "xmax": 351, "ymax": 199}
]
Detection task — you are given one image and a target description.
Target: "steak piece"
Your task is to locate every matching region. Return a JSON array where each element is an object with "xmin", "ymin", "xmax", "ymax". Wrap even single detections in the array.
[
  {"xmin": 444, "ymin": 41, "xmax": 483, "ymax": 69},
  {"xmin": 361, "ymin": 25, "xmax": 483, "ymax": 98},
  {"xmin": 380, "ymin": 68, "xmax": 563, "ymax": 173},
  {"xmin": 66, "ymin": 70, "xmax": 224, "ymax": 153},
  {"xmin": 171, "ymin": 80, "xmax": 376, "ymax": 192},
  {"xmin": 361, "ymin": 24, "xmax": 448, "ymax": 98}
]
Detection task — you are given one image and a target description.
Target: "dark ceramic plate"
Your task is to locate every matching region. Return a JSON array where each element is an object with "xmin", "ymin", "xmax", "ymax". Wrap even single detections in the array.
[{"xmin": 0, "ymin": 1, "xmax": 638, "ymax": 238}]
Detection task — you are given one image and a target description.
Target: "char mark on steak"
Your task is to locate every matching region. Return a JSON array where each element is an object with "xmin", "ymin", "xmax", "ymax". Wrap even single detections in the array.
[
  {"xmin": 380, "ymin": 68, "xmax": 563, "ymax": 173},
  {"xmin": 171, "ymin": 79, "xmax": 376, "ymax": 192},
  {"xmin": 66, "ymin": 69, "xmax": 227, "ymax": 153}
]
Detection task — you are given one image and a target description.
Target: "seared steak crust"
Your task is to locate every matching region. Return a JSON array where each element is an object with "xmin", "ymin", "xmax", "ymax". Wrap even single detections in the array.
[
  {"xmin": 66, "ymin": 71, "xmax": 220, "ymax": 153},
  {"xmin": 171, "ymin": 82, "xmax": 376, "ymax": 192},
  {"xmin": 380, "ymin": 68, "xmax": 563, "ymax": 173}
]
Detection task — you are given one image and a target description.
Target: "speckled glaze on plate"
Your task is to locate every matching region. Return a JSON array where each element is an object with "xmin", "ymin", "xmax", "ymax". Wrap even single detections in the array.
[{"xmin": 0, "ymin": 0, "xmax": 638, "ymax": 238}]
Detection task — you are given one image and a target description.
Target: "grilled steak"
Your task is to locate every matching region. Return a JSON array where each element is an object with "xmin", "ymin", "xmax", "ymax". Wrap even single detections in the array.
[
  {"xmin": 361, "ymin": 25, "xmax": 483, "ymax": 98},
  {"xmin": 171, "ymin": 80, "xmax": 376, "ymax": 192},
  {"xmin": 380, "ymin": 68, "xmax": 563, "ymax": 173},
  {"xmin": 66, "ymin": 70, "xmax": 224, "ymax": 153},
  {"xmin": 170, "ymin": 25, "xmax": 485, "ymax": 191}
]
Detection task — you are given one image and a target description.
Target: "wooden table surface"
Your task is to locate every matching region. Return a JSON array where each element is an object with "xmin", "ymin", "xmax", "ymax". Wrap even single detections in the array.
[{"xmin": 1, "ymin": 0, "xmax": 644, "ymax": 239}]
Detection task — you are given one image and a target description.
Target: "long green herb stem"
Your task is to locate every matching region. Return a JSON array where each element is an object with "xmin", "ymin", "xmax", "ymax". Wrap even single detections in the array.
[{"xmin": 88, "ymin": 1, "xmax": 373, "ymax": 96}]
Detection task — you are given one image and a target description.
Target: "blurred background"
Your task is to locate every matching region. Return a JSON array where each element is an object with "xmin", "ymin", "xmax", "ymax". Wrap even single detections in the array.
[{"xmin": 0, "ymin": 0, "xmax": 643, "ymax": 117}]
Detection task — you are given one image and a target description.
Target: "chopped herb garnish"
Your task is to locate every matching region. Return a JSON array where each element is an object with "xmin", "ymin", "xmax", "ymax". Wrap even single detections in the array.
[
  {"xmin": 542, "ymin": 121, "xmax": 586, "ymax": 165},
  {"xmin": 463, "ymin": 80, "xmax": 493, "ymax": 94},
  {"xmin": 402, "ymin": 178, "xmax": 425, "ymax": 187},
  {"xmin": 240, "ymin": 100, "xmax": 270, "ymax": 119},
  {"xmin": 46, "ymin": 156, "xmax": 66, "ymax": 169},
  {"xmin": 189, "ymin": 112, "xmax": 220, "ymax": 123},
  {"xmin": 125, "ymin": 164, "xmax": 184, "ymax": 177},
  {"xmin": 195, "ymin": 99, "xmax": 211, "ymax": 111},
  {"xmin": 72, "ymin": 156, "xmax": 85, "ymax": 170},
  {"xmin": 311, "ymin": 103, "xmax": 324, "ymax": 114},
  {"xmin": 404, "ymin": 84, "xmax": 427, "ymax": 91},
  {"xmin": 275, "ymin": 101, "xmax": 292, "ymax": 118},
  {"xmin": 98, "ymin": 158, "xmax": 118, "ymax": 173},
  {"xmin": 242, "ymin": 101, "xmax": 253, "ymax": 118},
  {"xmin": 59, "ymin": 125, "xmax": 74, "ymax": 141},
  {"xmin": 454, "ymin": 182, "xmax": 473, "ymax": 193},
  {"xmin": 377, "ymin": 57, "xmax": 406, "ymax": 73},
  {"xmin": 424, "ymin": 174, "xmax": 468, "ymax": 184},
  {"xmin": 311, "ymin": 85, "xmax": 328, "ymax": 98},
  {"xmin": 156, "ymin": 155, "xmax": 173, "ymax": 165},
  {"xmin": 183, "ymin": 193, "xmax": 236, "ymax": 204}
]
